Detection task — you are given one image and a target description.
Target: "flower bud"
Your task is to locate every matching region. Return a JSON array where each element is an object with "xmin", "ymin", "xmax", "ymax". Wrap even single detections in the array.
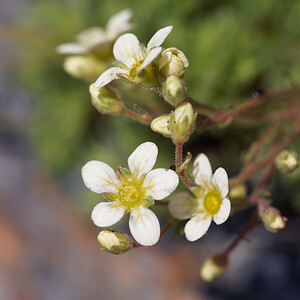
[
  {"xmin": 169, "ymin": 102, "xmax": 196, "ymax": 143},
  {"xmin": 229, "ymin": 184, "xmax": 247, "ymax": 202},
  {"xmin": 89, "ymin": 84, "xmax": 123, "ymax": 115},
  {"xmin": 275, "ymin": 150, "xmax": 299, "ymax": 174},
  {"xmin": 97, "ymin": 230, "xmax": 132, "ymax": 254},
  {"xmin": 200, "ymin": 254, "xmax": 228, "ymax": 282},
  {"xmin": 159, "ymin": 47, "xmax": 189, "ymax": 79},
  {"xmin": 261, "ymin": 207, "xmax": 286, "ymax": 233},
  {"xmin": 150, "ymin": 114, "xmax": 171, "ymax": 138},
  {"xmin": 162, "ymin": 75, "xmax": 186, "ymax": 107},
  {"xmin": 63, "ymin": 55, "xmax": 106, "ymax": 81}
]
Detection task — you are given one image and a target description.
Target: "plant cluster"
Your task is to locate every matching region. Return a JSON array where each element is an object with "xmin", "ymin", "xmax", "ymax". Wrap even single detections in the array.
[{"xmin": 56, "ymin": 9, "xmax": 299, "ymax": 281}]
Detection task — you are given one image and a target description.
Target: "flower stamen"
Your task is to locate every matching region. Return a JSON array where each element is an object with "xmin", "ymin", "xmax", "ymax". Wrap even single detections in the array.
[
  {"xmin": 203, "ymin": 190, "xmax": 223, "ymax": 215},
  {"xmin": 117, "ymin": 179, "xmax": 146, "ymax": 211}
]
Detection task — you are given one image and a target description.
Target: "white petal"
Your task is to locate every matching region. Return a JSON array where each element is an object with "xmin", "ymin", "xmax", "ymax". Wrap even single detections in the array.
[
  {"xmin": 129, "ymin": 206, "xmax": 160, "ymax": 246},
  {"xmin": 212, "ymin": 167, "xmax": 229, "ymax": 198},
  {"xmin": 128, "ymin": 142, "xmax": 158, "ymax": 179},
  {"xmin": 147, "ymin": 26, "xmax": 173, "ymax": 51},
  {"xmin": 91, "ymin": 202, "xmax": 125, "ymax": 227},
  {"xmin": 193, "ymin": 153, "xmax": 212, "ymax": 187},
  {"xmin": 143, "ymin": 168, "xmax": 179, "ymax": 200},
  {"xmin": 213, "ymin": 198, "xmax": 231, "ymax": 225},
  {"xmin": 184, "ymin": 215, "xmax": 211, "ymax": 242},
  {"xmin": 158, "ymin": 51, "xmax": 172, "ymax": 70},
  {"xmin": 113, "ymin": 33, "xmax": 143, "ymax": 67},
  {"xmin": 81, "ymin": 160, "xmax": 119, "ymax": 193},
  {"xmin": 140, "ymin": 47, "xmax": 162, "ymax": 71},
  {"xmin": 56, "ymin": 43, "xmax": 88, "ymax": 54},
  {"xmin": 168, "ymin": 192, "xmax": 199, "ymax": 220},
  {"xmin": 76, "ymin": 27, "xmax": 107, "ymax": 47},
  {"xmin": 106, "ymin": 9, "xmax": 133, "ymax": 39},
  {"xmin": 94, "ymin": 67, "xmax": 125, "ymax": 88}
]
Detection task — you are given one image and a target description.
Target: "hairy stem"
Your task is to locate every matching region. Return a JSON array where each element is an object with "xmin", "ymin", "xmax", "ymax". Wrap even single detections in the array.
[
  {"xmin": 175, "ymin": 142, "xmax": 194, "ymax": 187},
  {"xmin": 122, "ymin": 107, "xmax": 152, "ymax": 125}
]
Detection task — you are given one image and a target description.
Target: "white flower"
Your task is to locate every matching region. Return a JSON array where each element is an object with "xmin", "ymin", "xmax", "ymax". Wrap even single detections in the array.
[
  {"xmin": 82, "ymin": 142, "xmax": 179, "ymax": 246},
  {"xmin": 94, "ymin": 26, "xmax": 173, "ymax": 88},
  {"xmin": 56, "ymin": 9, "xmax": 134, "ymax": 54},
  {"xmin": 169, "ymin": 154, "xmax": 230, "ymax": 242}
]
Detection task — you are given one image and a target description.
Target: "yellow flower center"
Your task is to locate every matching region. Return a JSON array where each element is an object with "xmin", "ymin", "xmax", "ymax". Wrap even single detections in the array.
[
  {"xmin": 203, "ymin": 190, "xmax": 222, "ymax": 215},
  {"xmin": 128, "ymin": 62, "xmax": 142, "ymax": 81},
  {"xmin": 117, "ymin": 180, "xmax": 146, "ymax": 211}
]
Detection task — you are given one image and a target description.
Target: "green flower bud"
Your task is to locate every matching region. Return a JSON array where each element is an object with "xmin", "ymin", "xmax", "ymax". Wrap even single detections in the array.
[
  {"xmin": 169, "ymin": 102, "xmax": 196, "ymax": 143},
  {"xmin": 158, "ymin": 47, "xmax": 189, "ymax": 79},
  {"xmin": 150, "ymin": 114, "xmax": 171, "ymax": 138},
  {"xmin": 275, "ymin": 150, "xmax": 299, "ymax": 174},
  {"xmin": 261, "ymin": 207, "xmax": 287, "ymax": 233},
  {"xmin": 89, "ymin": 84, "xmax": 123, "ymax": 115},
  {"xmin": 97, "ymin": 230, "xmax": 132, "ymax": 254},
  {"xmin": 190, "ymin": 186, "xmax": 205, "ymax": 198},
  {"xmin": 162, "ymin": 75, "xmax": 186, "ymax": 107},
  {"xmin": 63, "ymin": 55, "xmax": 106, "ymax": 81},
  {"xmin": 200, "ymin": 254, "xmax": 228, "ymax": 282}
]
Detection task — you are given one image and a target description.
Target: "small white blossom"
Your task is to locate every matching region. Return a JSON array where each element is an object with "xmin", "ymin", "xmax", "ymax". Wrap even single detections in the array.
[
  {"xmin": 82, "ymin": 142, "xmax": 179, "ymax": 246},
  {"xmin": 94, "ymin": 26, "xmax": 173, "ymax": 88},
  {"xmin": 56, "ymin": 9, "xmax": 134, "ymax": 54},
  {"xmin": 169, "ymin": 154, "xmax": 230, "ymax": 242}
]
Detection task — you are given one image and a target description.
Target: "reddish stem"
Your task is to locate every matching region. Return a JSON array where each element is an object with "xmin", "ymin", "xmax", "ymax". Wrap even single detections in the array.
[
  {"xmin": 224, "ymin": 207, "xmax": 258, "ymax": 256},
  {"xmin": 160, "ymin": 221, "xmax": 174, "ymax": 238},
  {"xmin": 188, "ymin": 97, "xmax": 222, "ymax": 113},
  {"xmin": 122, "ymin": 107, "xmax": 152, "ymax": 125},
  {"xmin": 229, "ymin": 125, "xmax": 300, "ymax": 187},
  {"xmin": 175, "ymin": 142, "xmax": 194, "ymax": 187}
]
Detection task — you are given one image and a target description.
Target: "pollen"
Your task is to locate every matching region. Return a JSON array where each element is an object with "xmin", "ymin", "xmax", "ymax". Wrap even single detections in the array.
[
  {"xmin": 203, "ymin": 190, "xmax": 222, "ymax": 215},
  {"xmin": 117, "ymin": 180, "xmax": 146, "ymax": 211}
]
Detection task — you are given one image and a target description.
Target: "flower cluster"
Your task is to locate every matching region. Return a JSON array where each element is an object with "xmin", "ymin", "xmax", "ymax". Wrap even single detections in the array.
[
  {"xmin": 56, "ymin": 9, "xmax": 294, "ymax": 280},
  {"xmin": 93, "ymin": 24, "xmax": 189, "ymax": 106},
  {"xmin": 81, "ymin": 142, "xmax": 179, "ymax": 246},
  {"xmin": 56, "ymin": 9, "xmax": 135, "ymax": 81},
  {"xmin": 68, "ymin": 13, "xmax": 234, "ymax": 253},
  {"xmin": 169, "ymin": 153, "xmax": 231, "ymax": 241}
]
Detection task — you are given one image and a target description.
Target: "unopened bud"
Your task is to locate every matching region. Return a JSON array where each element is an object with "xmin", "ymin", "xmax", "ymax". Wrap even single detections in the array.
[
  {"xmin": 275, "ymin": 150, "xmax": 299, "ymax": 174},
  {"xmin": 150, "ymin": 114, "xmax": 171, "ymax": 138},
  {"xmin": 63, "ymin": 55, "xmax": 106, "ymax": 81},
  {"xmin": 229, "ymin": 184, "xmax": 247, "ymax": 202},
  {"xmin": 159, "ymin": 47, "xmax": 189, "ymax": 79},
  {"xmin": 200, "ymin": 254, "xmax": 228, "ymax": 282},
  {"xmin": 169, "ymin": 102, "xmax": 196, "ymax": 143},
  {"xmin": 97, "ymin": 230, "xmax": 132, "ymax": 254},
  {"xmin": 261, "ymin": 207, "xmax": 287, "ymax": 233},
  {"xmin": 162, "ymin": 75, "xmax": 186, "ymax": 106},
  {"xmin": 89, "ymin": 84, "xmax": 123, "ymax": 115}
]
